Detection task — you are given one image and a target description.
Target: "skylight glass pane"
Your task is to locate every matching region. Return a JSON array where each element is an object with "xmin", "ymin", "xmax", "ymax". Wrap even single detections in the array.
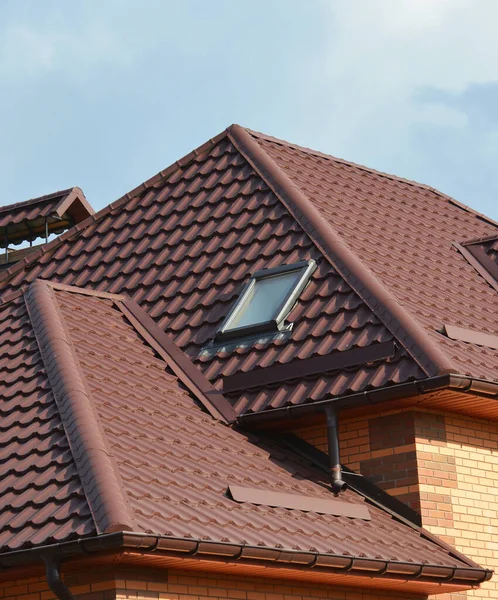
[{"xmin": 228, "ymin": 270, "xmax": 302, "ymax": 330}]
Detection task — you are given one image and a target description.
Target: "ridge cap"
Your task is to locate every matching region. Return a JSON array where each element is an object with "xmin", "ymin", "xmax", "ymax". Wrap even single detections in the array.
[
  {"xmin": 228, "ymin": 124, "xmax": 458, "ymax": 378},
  {"xmin": 23, "ymin": 279, "xmax": 136, "ymax": 534}
]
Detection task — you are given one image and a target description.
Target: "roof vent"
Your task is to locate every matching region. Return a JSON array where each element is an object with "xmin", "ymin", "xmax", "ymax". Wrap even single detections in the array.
[{"xmin": 0, "ymin": 187, "xmax": 94, "ymax": 268}]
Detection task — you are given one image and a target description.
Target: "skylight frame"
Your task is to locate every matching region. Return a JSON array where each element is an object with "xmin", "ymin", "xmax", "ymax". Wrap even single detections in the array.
[{"xmin": 216, "ymin": 259, "xmax": 317, "ymax": 341}]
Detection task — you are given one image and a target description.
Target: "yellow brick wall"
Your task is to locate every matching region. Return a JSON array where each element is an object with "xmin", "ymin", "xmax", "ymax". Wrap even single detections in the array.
[
  {"xmin": 417, "ymin": 413, "xmax": 498, "ymax": 600},
  {"xmin": 0, "ymin": 569, "xmax": 425, "ymax": 600},
  {"xmin": 115, "ymin": 569, "xmax": 424, "ymax": 600},
  {"xmin": 295, "ymin": 412, "xmax": 420, "ymax": 508},
  {"xmin": 293, "ymin": 408, "xmax": 498, "ymax": 600}
]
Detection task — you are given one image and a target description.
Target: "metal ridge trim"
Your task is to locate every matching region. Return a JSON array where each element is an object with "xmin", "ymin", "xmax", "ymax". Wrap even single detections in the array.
[
  {"xmin": 23, "ymin": 280, "xmax": 135, "ymax": 534},
  {"xmin": 227, "ymin": 124, "xmax": 457, "ymax": 379},
  {"xmin": 117, "ymin": 298, "xmax": 237, "ymax": 424},
  {"xmin": 0, "ymin": 532, "xmax": 491, "ymax": 588}
]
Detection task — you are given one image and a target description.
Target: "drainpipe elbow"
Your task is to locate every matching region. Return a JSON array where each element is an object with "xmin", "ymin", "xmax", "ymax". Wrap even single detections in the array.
[{"xmin": 42, "ymin": 555, "xmax": 74, "ymax": 600}]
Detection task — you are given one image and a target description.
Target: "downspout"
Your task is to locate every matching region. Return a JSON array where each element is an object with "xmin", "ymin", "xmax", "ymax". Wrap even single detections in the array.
[
  {"xmin": 42, "ymin": 555, "xmax": 74, "ymax": 600},
  {"xmin": 325, "ymin": 406, "xmax": 347, "ymax": 495}
]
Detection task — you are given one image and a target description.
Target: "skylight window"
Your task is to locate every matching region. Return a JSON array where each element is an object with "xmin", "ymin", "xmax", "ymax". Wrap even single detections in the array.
[{"xmin": 216, "ymin": 260, "xmax": 316, "ymax": 341}]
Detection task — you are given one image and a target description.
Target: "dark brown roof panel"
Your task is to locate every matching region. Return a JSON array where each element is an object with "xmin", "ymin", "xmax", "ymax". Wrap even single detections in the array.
[
  {"xmin": 0, "ymin": 281, "xmax": 489, "ymax": 585},
  {"xmin": 0, "ymin": 294, "xmax": 95, "ymax": 552},
  {"xmin": 50, "ymin": 285, "xmax": 481, "ymax": 570}
]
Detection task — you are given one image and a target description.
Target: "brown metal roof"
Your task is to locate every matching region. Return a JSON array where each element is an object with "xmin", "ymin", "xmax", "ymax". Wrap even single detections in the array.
[
  {"xmin": 246, "ymin": 128, "xmax": 498, "ymax": 389},
  {"xmin": 0, "ymin": 188, "xmax": 94, "ymax": 247},
  {"xmin": 0, "ymin": 131, "xmax": 430, "ymax": 415},
  {"xmin": 0, "ymin": 126, "xmax": 495, "ymax": 417},
  {"xmin": 0, "ymin": 280, "xmax": 489, "ymax": 590}
]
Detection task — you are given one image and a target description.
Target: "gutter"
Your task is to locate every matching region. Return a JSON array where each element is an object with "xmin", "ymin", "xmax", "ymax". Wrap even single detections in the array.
[
  {"xmin": 236, "ymin": 374, "xmax": 498, "ymax": 428},
  {"xmin": 0, "ymin": 532, "xmax": 492, "ymax": 589}
]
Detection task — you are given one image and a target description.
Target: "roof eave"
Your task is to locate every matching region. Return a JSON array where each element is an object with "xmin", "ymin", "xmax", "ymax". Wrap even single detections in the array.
[
  {"xmin": 235, "ymin": 374, "xmax": 498, "ymax": 427},
  {"xmin": 0, "ymin": 532, "xmax": 491, "ymax": 593}
]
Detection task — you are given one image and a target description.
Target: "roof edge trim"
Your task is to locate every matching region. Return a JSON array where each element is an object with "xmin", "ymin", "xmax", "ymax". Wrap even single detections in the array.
[
  {"xmin": 54, "ymin": 187, "xmax": 95, "ymax": 220},
  {"xmin": 0, "ymin": 532, "xmax": 491, "ymax": 591},
  {"xmin": 453, "ymin": 242, "xmax": 498, "ymax": 293},
  {"xmin": 117, "ymin": 298, "xmax": 237, "ymax": 424},
  {"xmin": 227, "ymin": 124, "xmax": 457, "ymax": 378},
  {"xmin": 23, "ymin": 279, "xmax": 135, "ymax": 534}
]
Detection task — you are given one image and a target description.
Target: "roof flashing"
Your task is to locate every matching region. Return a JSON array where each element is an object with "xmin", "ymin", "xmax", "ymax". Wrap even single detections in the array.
[
  {"xmin": 227, "ymin": 485, "xmax": 371, "ymax": 520},
  {"xmin": 442, "ymin": 324, "xmax": 498, "ymax": 351}
]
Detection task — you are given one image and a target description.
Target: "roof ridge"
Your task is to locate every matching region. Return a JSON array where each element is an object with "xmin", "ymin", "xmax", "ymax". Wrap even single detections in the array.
[
  {"xmin": 0, "ymin": 187, "xmax": 77, "ymax": 213},
  {"xmin": 246, "ymin": 128, "xmax": 498, "ymax": 229},
  {"xmin": 462, "ymin": 232, "xmax": 498, "ymax": 246},
  {"xmin": 23, "ymin": 279, "xmax": 136, "ymax": 534},
  {"xmin": 43, "ymin": 280, "xmax": 128, "ymax": 301},
  {"xmin": 227, "ymin": 124, "xmax": 458, "ymax": 378},
  {"xmin": 0, "ymin": 130, "xmax": 231, "ymax": 288}
]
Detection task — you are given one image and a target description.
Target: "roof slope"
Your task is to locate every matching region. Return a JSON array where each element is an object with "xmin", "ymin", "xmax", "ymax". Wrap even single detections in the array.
[
  {"xmin": 0, "ymin": 293, "xmax": 94, "ymax": 551},
  {"xmin": 0, "ymin": 132, "xmax": 430, "ymax": 415},
  {"xmin": 0, "ymin": 124, "xmax": 496, "ymax": 416},
  {"xmin": 0, "ymin": 280, "xmax": 489, "ymax": 590},
  {"xmin": 248, "ymin": 129, "xmax": 498, "ymax": 383}
]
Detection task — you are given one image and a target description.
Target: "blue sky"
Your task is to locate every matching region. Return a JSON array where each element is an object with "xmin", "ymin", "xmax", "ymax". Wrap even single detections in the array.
[{"xmin": 1, "ymin": 0, "xmax": 497, "ymax": 219}]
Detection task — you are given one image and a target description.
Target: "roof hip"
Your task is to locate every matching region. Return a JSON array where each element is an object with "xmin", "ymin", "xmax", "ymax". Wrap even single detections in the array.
[
  {"xmin": 227, "ymin": 124, "xmax": 457, "ymax": 378},
  {"xmin": 23, "ymin": 279, "xmax": 135, "ymax": 535}
]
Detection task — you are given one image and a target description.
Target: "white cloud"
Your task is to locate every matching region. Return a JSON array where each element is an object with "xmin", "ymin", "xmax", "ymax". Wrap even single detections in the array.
[
  {"xmin": 313, "ymin": 0, "xmax": 497, "ymax": 139},
  {"xmin": 0, "ymin": 10, "xmax": 136, "ymax": 82}
]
